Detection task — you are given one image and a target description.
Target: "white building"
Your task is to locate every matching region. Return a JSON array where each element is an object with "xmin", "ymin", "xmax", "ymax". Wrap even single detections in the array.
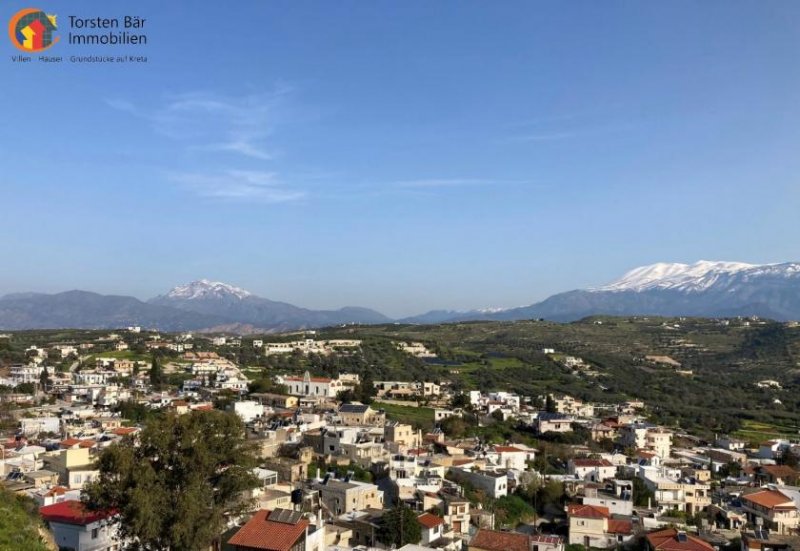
[
  {"xmin": 233, "ymin": 400, "xmax": 266, "ymax": 423},
  {"xmin": 10, "ymin": 364, "xmax": 46, "ymax": 385},
  {"xmin": 448, "ymin": 467, "xmax": 508, "ymax": 498},
  {"xmin": 281, "ymin": 371, "xmax": 344, "ymax": 398},
  {"xmin": 40, "ymin": 501, "xmax": 123, "ymax": 551},
  {"xmin": 568, "ymin": 459, "xmax": 617, "ymax": 482},
  {"xmin": 73, "ymin": 370, "xmax": 115, "ymax": 386}
]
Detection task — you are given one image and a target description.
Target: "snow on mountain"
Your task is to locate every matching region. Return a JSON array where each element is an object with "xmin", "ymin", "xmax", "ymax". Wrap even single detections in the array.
[
  {"xmin": 476, "ymin": 306, "xmax": 513, "ymax": 314},
  {"xmin": 165, "ymin": 279, "xmax": 252, "ymax": 300},
  {"xmin": 594, "ymin": 260, "xmax": 760, "ymax": 293}
]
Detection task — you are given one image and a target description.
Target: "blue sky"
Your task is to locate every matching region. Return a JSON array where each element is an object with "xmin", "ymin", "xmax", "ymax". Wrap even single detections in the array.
[{"xmin": 1, "ymin": 1, "xmax": 799, "ymax": 317}]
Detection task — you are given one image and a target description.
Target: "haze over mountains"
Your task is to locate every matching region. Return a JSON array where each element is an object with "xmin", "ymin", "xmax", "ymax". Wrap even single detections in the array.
[{"xmin": 1, "ymin": 261, "xmax": 799, "ymax": 331}]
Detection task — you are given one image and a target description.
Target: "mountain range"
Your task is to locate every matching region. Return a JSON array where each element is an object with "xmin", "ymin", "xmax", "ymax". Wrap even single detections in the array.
[{"xmin": 1, "ymin": 261, "xmax": 799, "ymax": 331}]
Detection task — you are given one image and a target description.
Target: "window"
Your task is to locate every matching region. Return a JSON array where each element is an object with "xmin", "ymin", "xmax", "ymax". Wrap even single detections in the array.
[{"xmin": 92, "ymin": 528, "xmax": 99, "ymax": 539}]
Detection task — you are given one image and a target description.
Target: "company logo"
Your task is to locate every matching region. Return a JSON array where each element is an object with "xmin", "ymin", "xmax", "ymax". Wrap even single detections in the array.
[{"xmin": 9, "ymin": 8, "xmax": 59, "ymax": 52}]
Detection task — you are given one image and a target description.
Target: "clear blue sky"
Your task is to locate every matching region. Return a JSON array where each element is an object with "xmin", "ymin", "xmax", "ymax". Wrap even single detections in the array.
[{"xmin": 2, "ymin": 1, "xmax": 799, "ymax": 317}]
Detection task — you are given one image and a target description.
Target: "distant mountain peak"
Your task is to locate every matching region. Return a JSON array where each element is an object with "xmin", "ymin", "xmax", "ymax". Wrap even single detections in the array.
[
  {"xmin": 165, "ymin": 279, "xmax": 253, "ymax": 300},
  {"xmin": 593, "ymin": 260, "xmax": 761, "ymax": 293}
]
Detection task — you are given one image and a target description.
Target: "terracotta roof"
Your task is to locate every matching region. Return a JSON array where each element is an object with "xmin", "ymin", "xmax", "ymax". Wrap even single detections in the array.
[
  {"xmin": 742, "ymin": 489, "xmax": 796, "ymax": 510},
  {"xmin": 494, "ymin": 446, "xmax": 525, "ymax": 453},
  {"xmin": 60, "ymin": 438, "xmax": 81, "ymax": 448},
  {"xmin": 760, "ymin": 465, "xmax": 798, "ymax": 479},
  {"xmin": 228, "ymin": 509, "xmax": 309, "ymax": 551},
  {"xmin": 112, "ymin": 427, "xmax": 138, "ymax": 436},
  {"xmin": 39, "ymin": 500, "xmax": 112, "ymax": 526},
  {"xmin": 608, "ymin": 519, "xmax": 633, "ymax": 535},
  {"xmin": 568, "ymin": 503, "xmax": 610, "ymax": 519},
  {"xmin": 284, "ymin": 376, "xmax": 332, "ymax": 383},
  {"xmin": 647, "ymin": 528, "xmax": 715, "ymax": 551},
  {"xmin": 418, "ymin": 512, "xmax": 444, "ymax": 529},
  {"xmin": 470, "ymin": 529, "xmax": 530, "ymax": 551},
  {"xmin": 572, "ymin": 458, "xmax": 613, "ymax": 467}
]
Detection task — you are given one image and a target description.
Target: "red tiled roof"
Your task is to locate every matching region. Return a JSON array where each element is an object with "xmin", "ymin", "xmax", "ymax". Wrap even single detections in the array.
[
  {"xmin": 418, "ymin": 512, "xmax": 444, "ymax": 528},
  {"xmin": 572, "ymin": 458, "xmax": 613, "ymax": 467},
  {"xmin": 284, "ymin": 376, "xmax": 332, "ymax": 383},
  {"xmin": 60, "ymin": 438, "xmax": 81, "ymax": 448},
  {"xmin": 568, "ymin": 504, "xmax": 610, "ymax": 519},
  {"xmin": 760, "ymin": 465, "xmax": 798, "ymax": 478},
  {"xmin": 608, "ymin": 519, "xmax": 633, "ymax": 535},
  {"xmin": 407, "ymin": 448, "xmax": 429, "ymax": 456},
  {"xmin": 470, "ymin": 529, "xmax": 530, "ymax": 551},
  {"xmin": 228, "ymin": 509, "xmax": 309, "ymax": 551},
  {"xmin": 112, "ymin": 427, "xmax": 138, "ymax": 436},
  {"xmin": 647, "ymin": 528, "xmax": 715, "ymax": 551},
  {"xmin": 494, "ymin": 446, "xmax": 525, "ymax": 453},
  {"xmin": 742, "ymin": 489, "xmax": 796, "ymax": 510},
  {"xmin": 39, "ymin": 500, "xmax": 112, "ymax": 526}
]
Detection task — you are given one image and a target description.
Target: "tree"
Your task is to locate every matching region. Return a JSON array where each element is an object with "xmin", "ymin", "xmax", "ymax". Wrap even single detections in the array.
[
  {"xmin": 38, "ymin": 366, "xmax": 50, "ymax": 392},
  {"xmin": 440, "ymin": 415, "xmax": 468, "ymax": 438},
  {"xmin": 632, "ymin": 477, "xmax": 655, "ymax": 507},
  {"xmin": 357, "ymin": 371, "xmax": 377, "ymax": 404},
  {"xmin": 450, "ymin": 393, "xmax": 470, "ymax": 410},
  {"xmin": 545, "ymin": 394, "xmax": 556, "ymax": 413},
  {"xmin": 149, "ymin": 354, "xmax": 164, "ymax": 388},
  {"xmin": 377, "ymin": 505, "xmax": 421, "ymax": 547},
  {"xmin": 15, "ymin": 382, "xmax": 35, "ymax": 395},
  {"xmin": 83, "ymin": 410, "xmax": 260, "ymax": 551},
  {"xmin": 0, "ymin": 487, "xmax": 51, "ymax": 551}
]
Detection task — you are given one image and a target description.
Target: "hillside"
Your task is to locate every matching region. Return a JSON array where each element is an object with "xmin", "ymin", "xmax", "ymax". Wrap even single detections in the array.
[{"xmin": 312, "ymin": 316, "xmax": 800, "ymax": 438}]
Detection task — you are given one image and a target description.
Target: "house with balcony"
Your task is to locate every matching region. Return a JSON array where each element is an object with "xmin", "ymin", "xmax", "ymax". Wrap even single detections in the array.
[
  {"xmin": 569, "ymin": 458, "xmax": 617, "ymax": 482},
  {"xmin": 567, "ymin": 504, "xmax": 633, "ymax": 549},
  {"xmin": 740, "ymin": 488, "xmax": 800, "ymax": 535}
]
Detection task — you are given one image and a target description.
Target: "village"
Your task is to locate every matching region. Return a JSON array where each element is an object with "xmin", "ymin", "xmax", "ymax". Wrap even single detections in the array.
[{"xmin": 1, "ymin": 328, "xmax": 800, "ymax": 551}]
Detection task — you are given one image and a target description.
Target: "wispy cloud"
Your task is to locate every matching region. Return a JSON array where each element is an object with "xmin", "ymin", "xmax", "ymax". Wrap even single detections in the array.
[
  {"xmin": 169, "ymin": 170, "xmax": 306, "ymax": 203},
  {"xmin": 105, "ymin": 87, "xmax": 307, "ymax": 203},
  {"xmin": 106, "ymin": 89, "xmax": 290, "ymax": 161}
]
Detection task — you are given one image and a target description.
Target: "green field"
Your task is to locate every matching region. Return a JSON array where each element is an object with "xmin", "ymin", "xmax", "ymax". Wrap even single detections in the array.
[
  {"xmin": 374, "ymin": 401, "xmax": 434, "ymax": 429},
  {"xmin": 733, "ymin": 419, "xmax": 800, "ymax": 446}
]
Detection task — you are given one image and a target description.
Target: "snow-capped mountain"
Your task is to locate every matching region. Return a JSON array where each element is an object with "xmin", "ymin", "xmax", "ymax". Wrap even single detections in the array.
[
  {"xmin": 485, "ymin": 260, "xmax": 800, "ymax": 322},
  {"xmin": 594, "ymin": 261, "xmax": 758, "ymax": 292},
  {"xmin": 165, "ymin": 279, "xmax": 252, "ymax": 300},
  {"xmin": 400, "ymin": 260, "xmax": 800, "ymax": 324},
  {"xmin": 0, "ymin": 281, "xmax": 390, "ymax": 331},
  {"xmin": 149, "ymin": 280, "xmax": 390, "ymax": 330}
]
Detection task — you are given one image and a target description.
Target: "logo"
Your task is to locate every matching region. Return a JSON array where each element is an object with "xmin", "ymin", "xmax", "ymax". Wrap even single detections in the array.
[{"xmin": 9, "ymin": 8, "xmax": 59, "ymax": 52}]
